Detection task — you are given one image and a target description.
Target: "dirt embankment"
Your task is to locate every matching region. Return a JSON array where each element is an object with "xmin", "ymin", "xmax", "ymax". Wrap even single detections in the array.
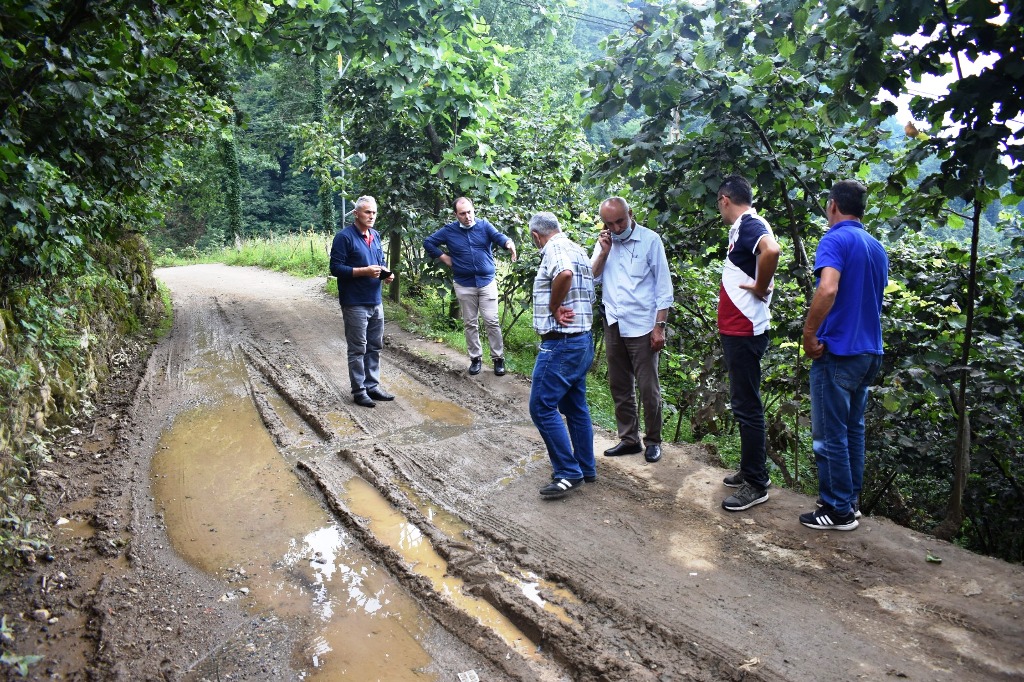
[{"xmin": 2, "ymin": 264, "xmax": 1022, "ymax": 681}]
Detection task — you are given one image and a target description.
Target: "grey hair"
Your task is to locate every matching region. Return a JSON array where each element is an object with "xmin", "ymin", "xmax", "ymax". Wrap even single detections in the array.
[
  {"xmin": 528, "ymin": 212, "xmax": 561, "ymax": 237},
  {"xmin": 354, "ymin": 195, "xmax": 377, "ymax": 211}
]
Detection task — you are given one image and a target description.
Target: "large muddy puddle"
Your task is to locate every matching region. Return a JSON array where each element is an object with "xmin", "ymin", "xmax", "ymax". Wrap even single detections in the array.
[{"xmin": 150, "ymin": 350, "xmax": 535, "ymax": 679}]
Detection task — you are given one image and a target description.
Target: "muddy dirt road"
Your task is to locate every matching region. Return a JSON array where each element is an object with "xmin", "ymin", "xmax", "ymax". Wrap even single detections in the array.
[{"xmin": 4, "ymin": 263, "xmax": 1023, "ymax": 681}]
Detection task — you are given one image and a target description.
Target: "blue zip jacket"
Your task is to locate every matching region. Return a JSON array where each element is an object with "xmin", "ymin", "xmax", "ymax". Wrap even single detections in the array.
[
  {"xmin": 329, "ymin": 224, "xmax": 387, "ymax": 306},
  {"xmin": 423, "ymin": 218, "xmax": 510, "ymax": 287}
]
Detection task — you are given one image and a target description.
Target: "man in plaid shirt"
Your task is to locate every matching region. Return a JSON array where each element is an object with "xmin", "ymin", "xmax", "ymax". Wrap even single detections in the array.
[{"xmin": 526, "ymin": 212, "xmax": 598, "ymax": 500}]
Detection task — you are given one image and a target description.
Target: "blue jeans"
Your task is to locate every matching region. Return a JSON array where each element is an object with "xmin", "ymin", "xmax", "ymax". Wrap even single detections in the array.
[
  {"xmin": 342, "ymin": 304, "xmax": 384, "ymax": 395},
  {"xmin": 529, "ymin": 333, "xmax": 596, "ymax": 480},
  {"xmin": 810, "ymin": 352, "xmax": 882, "ymax": 515},
  {"xmin": 720, "ymin": 334, "xmax": 770, "ymax": 490}
]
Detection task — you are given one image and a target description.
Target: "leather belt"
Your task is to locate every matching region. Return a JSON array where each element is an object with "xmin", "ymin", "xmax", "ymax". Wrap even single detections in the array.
[{"xmin": 540, "ymin": 330, "xmax": 588, "ymax": 341}]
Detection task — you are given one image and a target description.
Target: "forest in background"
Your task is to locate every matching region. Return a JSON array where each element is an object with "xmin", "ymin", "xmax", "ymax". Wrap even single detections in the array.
[{"xmin": 1, "ymin": 0, "xmax": 1022, "ymax": 566}]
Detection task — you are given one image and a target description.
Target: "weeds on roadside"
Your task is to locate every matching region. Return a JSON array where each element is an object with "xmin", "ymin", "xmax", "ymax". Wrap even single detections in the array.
[{"xmin": 1, "ymin": 614, "xmax": 43, "ymax": 676}]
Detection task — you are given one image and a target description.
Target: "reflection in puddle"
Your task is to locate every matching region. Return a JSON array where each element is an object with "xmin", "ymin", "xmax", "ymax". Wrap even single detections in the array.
[
  {"xmin": 54, "ymin": 517, "xmax": 95, "ymax": 540},
  {"xmin": 388, "ymin": 375, "xmax": 474, "ymax": 427},
  {"xmin": 398, "ymin": 482, "xmax": 471, "ymax": 542},
  {"xmin": 397, "ymin": 483, "xmax": 577, "ymax": 625},
  {"xmin": 342, "ymin": 477, "xmax": 539, "ymax": 660},
  {"xmin": 152, "ymin": 394, "xmax": 437, "ymax": 680},
  {"xmin": 509, "ymin": 572, "xmax": 577, "ymax": 624}
]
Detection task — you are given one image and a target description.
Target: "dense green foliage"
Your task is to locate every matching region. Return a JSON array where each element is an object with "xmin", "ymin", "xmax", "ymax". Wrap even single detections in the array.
[{"xmin": 582, "ymin": 0, "xmax": 1023, "ymax": 559}]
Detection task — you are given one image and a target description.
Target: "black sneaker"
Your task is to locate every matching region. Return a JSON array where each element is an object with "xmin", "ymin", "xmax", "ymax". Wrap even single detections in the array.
[
  {"xmin": 540, "ymin": 478, "xmax": 584, "ymax": 499},
  {"xmin": 723, "ymin": 472, "xmax": 772, "ymax": 489},
  {"xmin": 721, "ymin": 482, "xmax": 769, "ymax": 511},
  {"xmin": 800, "ymin": 505, "xmax": 858, "ymax": 531},
  {"xmin": 816, "ymin": 497, "xmax": 862, "ymax": 519},
  {"xmin": 469, "ymin": 357, "xmax": 483, "ymax": 375},
  {"xmin": 493, "ymin": 358, "xmax": 506, "ymax": 376}
]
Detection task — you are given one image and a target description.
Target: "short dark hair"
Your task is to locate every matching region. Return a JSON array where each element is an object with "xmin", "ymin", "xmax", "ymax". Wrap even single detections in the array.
[
  {"xmin": 829, "ymin": 180, "xmax": 867, "ymax": 218},
  {"xmin": 454, "ymin": 197, "xmax": 472, "ymax": 211},
  {"xmin": 718, "ymin": 175, "xmax": 753, "ymax": 206}
]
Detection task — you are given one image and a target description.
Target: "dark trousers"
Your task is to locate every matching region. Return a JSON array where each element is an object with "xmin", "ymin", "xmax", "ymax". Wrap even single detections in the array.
[
  {"xmin": 720, "ymin": 333, "xmax": 770, "ymax": 489},
  {"xmin": 605, "ymin": 322, "xmax": 663, "ymax": 446}
]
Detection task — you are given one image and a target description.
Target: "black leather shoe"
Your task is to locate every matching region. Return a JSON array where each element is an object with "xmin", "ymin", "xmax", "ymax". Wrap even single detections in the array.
[
  {"xmin": 493, "ymin": 358, "xmax": 506, "ymax": 376},
  {"xmin": 468, "ymin": 357, "xmax": 482, "ymax": 375},
  {"xmin": 367, "ymin": 388, "xmax": 394, "ymax": 401},
  {"xmin": 604, "ymin": 441, "xmax": 642, "ymax": 457},
  {"xmin": 645, "ymin": 443, "xmax": 662, "ymax": 463},
  {"xmin": 353, "ymin": 393, "xmax": 375, "ymax": 408}
]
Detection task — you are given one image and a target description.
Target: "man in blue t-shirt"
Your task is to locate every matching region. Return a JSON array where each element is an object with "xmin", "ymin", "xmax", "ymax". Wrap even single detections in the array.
[
  {"xmin": 424, "ymin": 197, "xmax": 517, "ymax": 376},
  {"xmin": 800, "ymin": 180, "xmax": 889, "ymax": 531},
  {"xmin": 329, "ymin": 195, "xmax": 396, "ymax": 408}
]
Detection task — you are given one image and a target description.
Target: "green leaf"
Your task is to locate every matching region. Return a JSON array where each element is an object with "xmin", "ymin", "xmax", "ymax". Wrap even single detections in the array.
[{"xmin": 751, "ymin": 61, "xmax": 773, "ymax": 83}]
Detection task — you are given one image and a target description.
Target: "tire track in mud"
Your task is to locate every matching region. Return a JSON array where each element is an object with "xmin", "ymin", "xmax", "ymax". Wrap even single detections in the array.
[{"xmin": 231, "ymin": 298, "xmax": 764, "ymax": 679}]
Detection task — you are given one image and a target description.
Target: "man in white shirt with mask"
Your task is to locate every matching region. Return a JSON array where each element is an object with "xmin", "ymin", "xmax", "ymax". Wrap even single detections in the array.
[{"xmin": 591, "ymin": 197, "xmax": 674, "ymax": 463}]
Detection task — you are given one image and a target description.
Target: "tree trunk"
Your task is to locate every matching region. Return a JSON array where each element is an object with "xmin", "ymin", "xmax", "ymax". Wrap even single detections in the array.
[
  {"xmin": 388, "ymin": 232, "xmax": 401, "ymax": 303},
  {"xmin": 934, "ymin": 193, "xmax": 982, "ymax": 540},
  {"xmin": 313, "ymin": 62, "xmax": 336, "ymax": 233}
]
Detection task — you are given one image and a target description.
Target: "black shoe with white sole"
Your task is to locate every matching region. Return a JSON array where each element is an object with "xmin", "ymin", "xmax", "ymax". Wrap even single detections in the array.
[
  {"xmin": 540, "ymin": 478, "xmax": 584, "ymax": 499},
  {"xmin": 801, "ymin": 505, "xmax": 859, "ymax": 531},
  {"xmin": 721, "ymin": 482, "xmax": 769, "ymax": 511}
]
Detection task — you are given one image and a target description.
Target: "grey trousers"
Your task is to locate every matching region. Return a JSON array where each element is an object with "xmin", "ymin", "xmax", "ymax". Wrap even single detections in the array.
[{"xmin": 341, "ymin": 303, "xmax": 384, "ymax": 395}]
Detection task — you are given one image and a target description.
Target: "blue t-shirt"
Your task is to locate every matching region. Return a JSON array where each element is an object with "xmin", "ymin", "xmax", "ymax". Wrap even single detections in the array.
[{"xmin": 812, "ymin": 220, "xmax": 888, "ymax": 356}]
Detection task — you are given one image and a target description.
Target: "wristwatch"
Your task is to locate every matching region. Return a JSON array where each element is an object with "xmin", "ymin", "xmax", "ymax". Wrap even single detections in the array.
[{"xmin": 656, "ymin": 321, "xmax": 667, "ymax": 329}]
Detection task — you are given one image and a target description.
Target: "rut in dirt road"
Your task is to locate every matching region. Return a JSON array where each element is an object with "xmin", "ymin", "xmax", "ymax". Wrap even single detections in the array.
[{"xmin": 117, "ymin": 264, "xmax": 1022, "ymax": 682}]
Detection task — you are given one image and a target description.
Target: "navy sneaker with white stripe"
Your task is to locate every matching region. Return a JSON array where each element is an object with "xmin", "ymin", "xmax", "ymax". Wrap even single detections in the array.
[
  {"xmin": 800, "ymin": 504, "xmax": 859, "ymax": 531},
  {"xmin": 817, "ymin": 496, "xmax": 862, "ymax": 519},
  {"xmin": 540, "ymin": 477, "xmax": 584, "ymax": 499}
]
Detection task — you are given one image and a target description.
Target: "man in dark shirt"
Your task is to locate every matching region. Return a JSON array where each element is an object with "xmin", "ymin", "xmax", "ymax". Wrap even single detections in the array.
[
  {"xmin": 424, "ymin": 197, "xmax": 517, "ymax": 376},
  {"xmin": 716, "ymin": 175, "xmax": 781, "ymax": 513},
  {"xmin": 329, "ymin": 195, "xmax": 396, "ymax": 408}
]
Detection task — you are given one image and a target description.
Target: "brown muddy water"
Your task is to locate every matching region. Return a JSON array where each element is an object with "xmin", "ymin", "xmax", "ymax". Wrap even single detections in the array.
[{"xmin": 150, "ymin": 357, "xmax": 540, "ymax": 679}]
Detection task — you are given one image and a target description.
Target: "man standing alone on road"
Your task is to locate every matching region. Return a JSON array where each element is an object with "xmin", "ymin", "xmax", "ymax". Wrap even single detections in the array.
[
  {"xmin": 424, "ymin": 197, "xmax": 517, "ymax": 376},
  {"xmin": 527, "ymin": 212, "xmax": 598, "ymax": 500},
  {"xmin": 329, "ymin": 195, "xmax": 396, "ymax": 408},
  {"xmin": 716, "ymin": 175, "xmax": 781, "ymax": 512},
  {"xmin": 800, "ymin": 180, "xmax": 888, "ymax": 531},
  {"xmin": 590, "ymin": 197, "xmax": 673, "ymax": 464}
]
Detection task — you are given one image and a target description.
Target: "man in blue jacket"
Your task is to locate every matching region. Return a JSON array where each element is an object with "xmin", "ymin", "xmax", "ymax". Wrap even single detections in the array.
[
  {"xmin": 424, "ymin": 197, "xmax": 517, "ymax": 376},
  {"xmin": 329, "ymin": 195, "xmax": 396, "ymax": 408}
]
